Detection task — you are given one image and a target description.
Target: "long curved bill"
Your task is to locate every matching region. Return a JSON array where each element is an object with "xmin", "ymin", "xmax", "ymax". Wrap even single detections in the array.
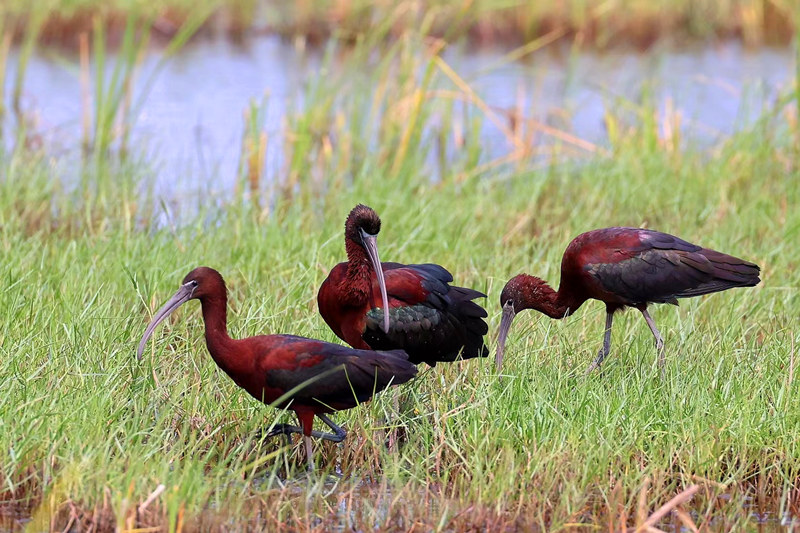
[
  {"xmin": 495, "ymin": 302, "xmax": 516, "ymax": 372},
  {"xmin": 136, "ymin": 283, "xmax": 195, "ymax": 360},
  {"xmin": 360, "ymin": 230, "xmax": 390, "ymax": 333}
]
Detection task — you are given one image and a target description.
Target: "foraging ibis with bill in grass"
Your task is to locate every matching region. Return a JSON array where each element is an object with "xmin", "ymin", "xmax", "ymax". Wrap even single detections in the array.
[{"xmin": 495, "ymin": 227, "xmax": 760, "ymax": 375}]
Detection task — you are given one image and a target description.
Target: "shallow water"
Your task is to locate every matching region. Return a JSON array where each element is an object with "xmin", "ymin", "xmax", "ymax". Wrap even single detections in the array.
[{"xmin": 4, "ymin": 38, "xmax": 794, "ymax": 199}]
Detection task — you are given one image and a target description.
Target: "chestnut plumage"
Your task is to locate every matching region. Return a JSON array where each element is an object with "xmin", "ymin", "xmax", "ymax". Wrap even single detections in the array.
[
  {"xmin": 318, "ymin": 204, "xmax": 489, "ymax": 366},
  {"xmin": 496, "ymin": 227, "xmax": 760, "ymax": 374},
  {"xmin": 137, "ymin": 267, "xmax": 416, "ymax": 471}
]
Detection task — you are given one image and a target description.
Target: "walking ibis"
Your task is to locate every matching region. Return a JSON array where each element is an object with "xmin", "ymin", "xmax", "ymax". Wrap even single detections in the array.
[
  {"xmin": 318, "ymin": 204, "xmax": 489, "ymax": 366},
  {"xmin": 495, "ymin": 227, "xmax": 760, "ymax": 374},
  {"xmin": 137, "ymin": 267, "xmax": 417, "ymax": 471}
]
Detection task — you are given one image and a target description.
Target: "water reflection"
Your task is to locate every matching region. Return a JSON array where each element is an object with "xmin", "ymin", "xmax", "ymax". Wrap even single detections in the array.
[{"xmin": 4, "ymin": 38, "xmax": 793, "ymax": 198}]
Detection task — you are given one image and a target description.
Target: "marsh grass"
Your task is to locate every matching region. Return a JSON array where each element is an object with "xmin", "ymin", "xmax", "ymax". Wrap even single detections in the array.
[
  {"xmin": 1, "ymin": 129, "xmax": 798, "ymax": 530},
  {"xmin": 1, "ymin": 14, "xmax": 799, "ymax": 533}
]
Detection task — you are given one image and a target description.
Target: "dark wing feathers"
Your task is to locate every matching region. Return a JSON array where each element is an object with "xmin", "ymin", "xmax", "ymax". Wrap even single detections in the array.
[
  {"xmin": 700, "ymin": 249, "xmax": 761, "ymax": 280},
  {"xmin": 671, "ymin": 280, "xmax": 747, "ymax": 298},
  {"xmin": 588, "ymin": 230, "xmax": 760, "ymax": 306},
  {"xmin": 363, "ymin": 263, "xmax": 489, "ymax": 366},
  {"xmin": 448, "ymin": 286, "xmax": 491, "ymax": 314},
  {"xmin": 410, "ymin": 263, "xmax": 454, "ymax": 284},
  {"xmin": 380, "ymin": 262, "xmax": 453, "ymax": 303},
  {"xmin": 264, "ymin": 340, "xmax": 415, "ymax": 410},
  {"xmin": 643, "ymin": 231, "xmax": 701, "ymax": 253}
]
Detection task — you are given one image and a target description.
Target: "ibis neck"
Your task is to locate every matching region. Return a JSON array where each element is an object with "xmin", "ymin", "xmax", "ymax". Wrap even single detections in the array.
[
  {"xmin": 343, "ymin": 239, "xmax": 372, "ymax": 305},
  {"xmin": 529, "ymin": 281, "xmax": 577, "ymax": 319},
  {"xmin": 199, "ymin": 291, "xmax": 232, "ymax": 360}
]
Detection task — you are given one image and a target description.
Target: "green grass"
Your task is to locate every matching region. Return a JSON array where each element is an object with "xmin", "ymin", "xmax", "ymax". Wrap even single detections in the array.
[{"xmin": 1, "ymin": 18, "xmax": 799, "ymax": 533}]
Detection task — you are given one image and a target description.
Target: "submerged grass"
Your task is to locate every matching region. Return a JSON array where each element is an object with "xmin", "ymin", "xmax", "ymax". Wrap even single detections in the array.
[{"xmin": 1, "ymin": 17, "xmax": 799, "ymax": 533}]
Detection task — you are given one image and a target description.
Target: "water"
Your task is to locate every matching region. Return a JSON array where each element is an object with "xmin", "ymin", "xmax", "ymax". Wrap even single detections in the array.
[
  {"xmin": 449, "ymin": 42, "xmax": 792, "ymax": 157},
  {"xmin": 4, "ymin": 37, "xmax": 794, "ymax": 198}
]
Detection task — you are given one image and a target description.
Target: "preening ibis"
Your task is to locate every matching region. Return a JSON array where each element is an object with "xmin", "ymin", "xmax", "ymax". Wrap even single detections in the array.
[
  {"xmin": 318, "ymin": 204, "xmax": 489, "ymax": 366},
  {"xmin": 496, "ymin": 227, "xmax": 760, "ymax": 374},
  {"xmin": 136, "ymin": 267, "xmax": 417, "ymax": 471}
]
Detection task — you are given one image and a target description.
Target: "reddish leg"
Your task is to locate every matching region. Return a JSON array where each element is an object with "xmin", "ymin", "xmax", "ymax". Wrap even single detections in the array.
[{"xmin": 264, "ymin": 411, "xmax": 347, "ymax": 472}]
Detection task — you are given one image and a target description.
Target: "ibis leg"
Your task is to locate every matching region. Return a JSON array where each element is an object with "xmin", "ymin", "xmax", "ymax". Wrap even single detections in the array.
[
  {"xmin": 586, "ymin": 311, "xmax": 614, "ymax": 373},
  {"xmin": 261, "ymin": 423, "xmax": 294, "ymax": 446},
  {"xmin": 316, "ymin": 414, "xmax": 347, "ymax": 443},
  {"xmin": 263, "ymin": 415, "xmax": 345, "ymax": 472},
  {"xmin": 304, "ymin": 435, "xmax": 314, "ymax": 472},
  {"xmin": 640, "ymin": 308, "xmax": 665, "ymax": 377}
]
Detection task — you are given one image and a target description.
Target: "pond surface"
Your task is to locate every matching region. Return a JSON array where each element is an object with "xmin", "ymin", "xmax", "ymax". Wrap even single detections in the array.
[{"xmin": 5, "ymin": 37, "xmax": 794, "ymax": 197}]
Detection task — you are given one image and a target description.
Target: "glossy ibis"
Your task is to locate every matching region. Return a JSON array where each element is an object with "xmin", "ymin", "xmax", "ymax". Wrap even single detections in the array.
[
  {"xmin": 496, "ymin": 227, "xmax": 760, "ymax": 375},
  {"xmin": 137, "ymin": 267, "xmax": 417, "ymax": 471},
  {"xmin": 318, "ymin": 204, "xmax": 489, "ymax": 366}
]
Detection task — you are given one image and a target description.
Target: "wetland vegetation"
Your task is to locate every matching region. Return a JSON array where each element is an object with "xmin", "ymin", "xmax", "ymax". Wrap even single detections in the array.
[{"xmin": 0, "ymin": 1, "xmax": 798, "ymax": 530}]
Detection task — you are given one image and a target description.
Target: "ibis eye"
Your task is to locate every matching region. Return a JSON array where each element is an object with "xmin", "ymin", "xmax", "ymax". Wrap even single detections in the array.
[{"xmin": 190, "ymin": 280, "xmax": 198, "ymax": 288}]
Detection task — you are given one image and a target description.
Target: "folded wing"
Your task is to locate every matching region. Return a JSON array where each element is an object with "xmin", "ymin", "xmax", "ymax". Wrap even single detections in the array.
[
  {"xmin": 263, "ymin": 336, "xmax": 417, "ymax": 410},
  {"xmin": 363, "ymin": 263, "xmax": 489, "ymax": 366},
  {"xmin": 587, "ymin": 230, "xmax": 761, "ymax": 306}
]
